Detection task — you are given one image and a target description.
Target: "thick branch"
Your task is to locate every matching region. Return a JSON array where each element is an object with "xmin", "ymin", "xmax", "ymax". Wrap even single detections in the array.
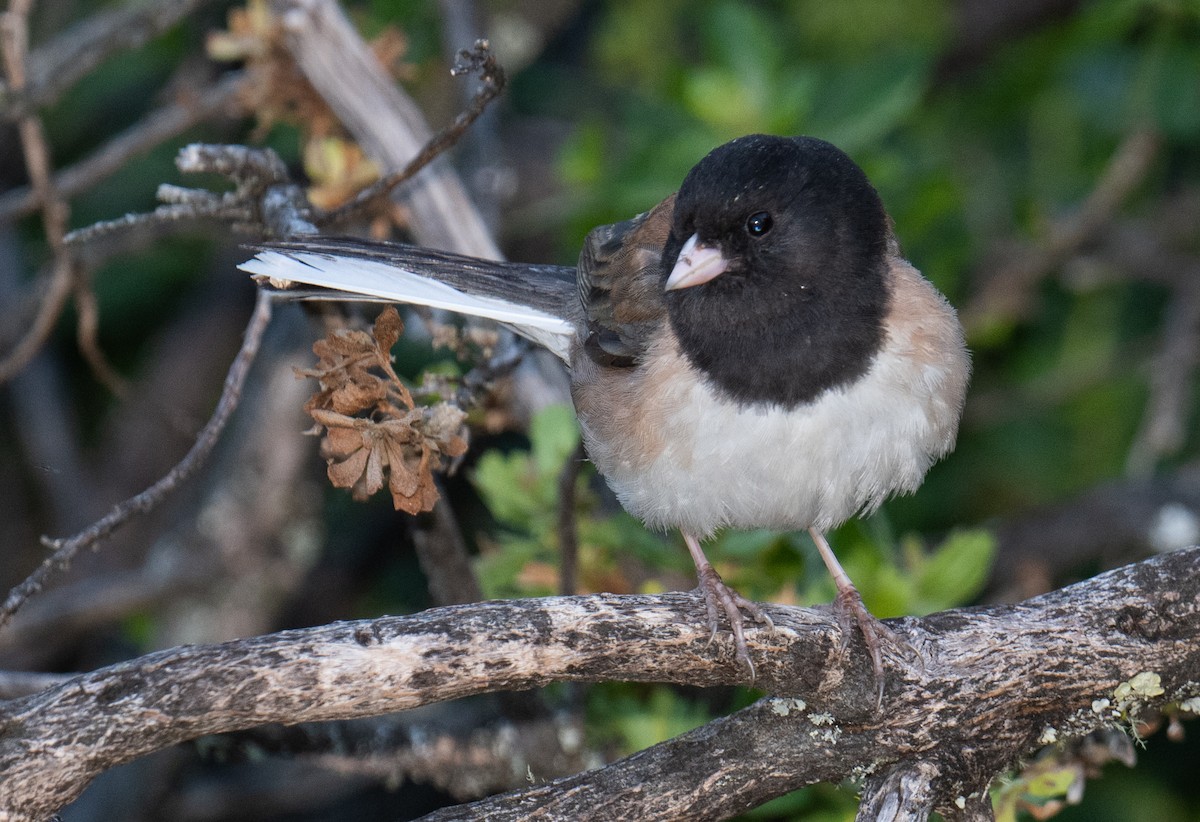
[{"xmin": 1, "ymin": 548, "xmax": 1198, "ymax": 820}]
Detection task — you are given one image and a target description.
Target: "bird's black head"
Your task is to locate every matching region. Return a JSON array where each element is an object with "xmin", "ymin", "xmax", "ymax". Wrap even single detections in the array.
[{"xmin": 663, "ymin": 134, "xmax": 892, "ymax": 408}]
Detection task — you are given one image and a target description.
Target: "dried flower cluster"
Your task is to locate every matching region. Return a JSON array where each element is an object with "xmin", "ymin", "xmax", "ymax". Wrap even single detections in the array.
[{"xmin": 299, "ymin": 307, "xmax": 467, "ymax": 514}]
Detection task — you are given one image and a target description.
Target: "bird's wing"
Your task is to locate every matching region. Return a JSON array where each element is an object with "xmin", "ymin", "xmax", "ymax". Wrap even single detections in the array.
[
  {"xmin": 239, "ymin": 237, "xmax": 578, "ymax": 362},
  {"xmin": 576, "ymin": 194, "xmax": 676, "ymax": 367}
]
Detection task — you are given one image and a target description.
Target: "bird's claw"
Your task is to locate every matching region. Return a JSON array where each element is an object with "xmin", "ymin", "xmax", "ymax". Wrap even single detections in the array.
[
  {"xmin": 831, "ymin": 585, "xmax": 921, "ymax": 707},
  {"xmin": 694, "ymin": 565, "xmax": 773, "ymax": 682}
]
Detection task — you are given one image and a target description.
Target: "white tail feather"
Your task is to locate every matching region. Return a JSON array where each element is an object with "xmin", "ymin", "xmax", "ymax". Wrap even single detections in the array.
[{"xmin": 240, "ymin": 250, "xmax": 575, "ymax": 361}]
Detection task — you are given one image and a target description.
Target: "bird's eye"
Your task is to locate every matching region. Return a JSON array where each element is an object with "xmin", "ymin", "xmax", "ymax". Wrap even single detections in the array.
[{"xmin": 745, "ymin": 211, "xmax": 773, "ymax": 238}]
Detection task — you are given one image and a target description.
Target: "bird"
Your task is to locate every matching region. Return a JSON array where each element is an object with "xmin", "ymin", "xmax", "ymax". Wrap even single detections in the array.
[{"xmin": 241, "ymin": 133, "xmax": 970, "ymax": 688}]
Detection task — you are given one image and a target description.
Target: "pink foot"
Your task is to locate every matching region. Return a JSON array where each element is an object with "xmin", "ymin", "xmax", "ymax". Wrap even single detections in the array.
[
  {"xmin": 831, "ymin": 584, "xmax": 920, "ymax": 705},
  {"xmin": 682, "ymin": 532, "xmax": 772, "ymax": 680}
]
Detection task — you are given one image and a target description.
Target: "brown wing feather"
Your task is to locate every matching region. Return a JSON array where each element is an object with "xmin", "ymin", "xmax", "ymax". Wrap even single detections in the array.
[{"xmin": 576, "ymin": 194, "xmax": 677, "ymax": 365}]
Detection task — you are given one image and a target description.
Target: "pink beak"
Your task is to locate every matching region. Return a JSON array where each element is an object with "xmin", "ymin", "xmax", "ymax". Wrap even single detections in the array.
[{"xmin": 665, "ymin": 234, "xmax": 730, "ymax": 291}]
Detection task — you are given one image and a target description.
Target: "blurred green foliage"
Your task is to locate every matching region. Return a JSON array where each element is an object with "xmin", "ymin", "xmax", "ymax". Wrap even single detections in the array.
[{"xmin": 472, "ymin": 404, "xmax": 669, "ymax": 598}]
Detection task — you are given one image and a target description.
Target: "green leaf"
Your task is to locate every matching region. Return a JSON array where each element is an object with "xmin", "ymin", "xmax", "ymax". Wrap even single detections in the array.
[
  {"xmin": 600, "ymin": 686, "xmax": 711, "ymax": 753},
  {"xmin": 472, "ymin": 449, "xmax": 536, "ymax": 527},
  {"xmin": 913, "ymin": 529, "xmax": 996, "ymax": 613},
  {"xmin": 1025, "ymin": 764, "xmax": 1080, "ymax": 799},
  {"xmin": 530, "ymin": 404, "xmax": 580, "ymax": 477}
]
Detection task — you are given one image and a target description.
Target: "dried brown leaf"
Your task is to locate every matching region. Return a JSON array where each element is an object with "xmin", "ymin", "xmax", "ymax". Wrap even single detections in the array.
[
  {"xmin": 382, "ymin": 436, "xmax": 419, "ymax": 498},
  {"xmin": 441, "ymin": 435, "xmax": 468, "ymax": 458},
  {"xmin": 388, "ymin": 444, "xmax": 440, "ymax": 515},
  {"xmin": 358, "ymin": 439, "xmax": 386, "ymax": 499},
  {"xmin": 300, "ymin": 309, "xmax": 466, "ymax": 514},
  {"xmin": 326, "ymin": 436, "xmax": 369, "ymax": 489},
  {"xmin": 321, "ymin": 424, "xmax": 364, "ymax": 459},
  {"xmin": 372, "ymin": 305, "xmax": 403, "ymax": 353}
]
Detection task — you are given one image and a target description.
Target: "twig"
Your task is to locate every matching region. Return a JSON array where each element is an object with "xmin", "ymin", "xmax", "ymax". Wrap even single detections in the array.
[
  {"xmin": 412, "ymin": 482, "xmax": 484, "ymax": 606},
  {"xmin": 275, "ymin": 0, "xmax": 501, "ymax": 257},
  {"xmin": 212, "ymin": 713, "xmax": 590, "ymax": 801},
  {"xmin": 0, "ymin": 554, "xmax": 213, "ymax": 656},
  {"xmin": 436, "ymin": 0, "xmax": 505, "ymax": 229},
  {"xmin": 456, "ymin": 337, "xmax": 531, "ymax": 409},
  {"xmin": 71, "ymin": 272, "xmax": 129, "ymax": 399},
  {"xmin": 0, "ymin": 257, "xmax": 76, "ymax": 384},
  {"xmin": 558, "ymin": 441, "xmax": 584, "ymax": 596},
  {"xmin": 64, "ymin": 143, "xmax": 313, "ymax": 246},
  {"xmin": 0, "ymin": 0, "xmax": 81, "ymax": 386},
  {"xmin": 964, "ymin": 127, "xmax": 1161, "ymax": 331},
  {"xmin": 0, "ymin": 289, "xmax": 274, "ymax": 633},
  {"xmin": 0, "ymin": 0, "xmax": 221, "ymax": 117},
  {"xmin": 0, "ymin": 71, "xmax": 248, "ymax": 223},
  {"xmin": 0, "ymin": 0, "xmax": 60, "ymax": 251},
  {"xmin": 317, "ymin": 39, "xmax": 507, "ymax": 228},
  {"xmin": 175, "ymin": 141, "xmax": 290, "ymax": 187}
]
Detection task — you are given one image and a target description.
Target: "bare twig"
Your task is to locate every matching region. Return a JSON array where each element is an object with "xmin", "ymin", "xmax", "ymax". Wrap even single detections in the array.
[
  {"xmin": 175, "ymin": 141, "xmax": 289, "ymax": 187},
  {"xmin": 273, "ymin": 0, "xmax": 501, "ymax": 258},
  {"xmin": 456, "ymin": 338, "xmax": 532, "ymax": 409},
  {"xmin": 0, "ymin": 290, "xmax": 274, "ymax": 633},
  {"xmin": 0, "ymin": 556, "xmax": 212, "ymax": 659},
  {"xmin": 0, "ymin": 0, "xmax": 221, "ymax": 116},
  {"xmin": 212, "ymin": 713, "xmax": 590, "ymax": 802},
  {"xmin": 558, "ymin": 441, "xmax": 584, "ymax": 596},
  {"xmin": 412, "ymin": 482, "xmax": 485, "ymax": 606},
  {"xmin": 436, "ymin": 0, "xmax": 506, "ymax": 228},
  {"xmin": 317, "ymin": 39, "xmax": 507, "ymax": 227},
  {"xmin": 0, "ymin": 0, "xmax": 80, "ymax": 385},
  {"xmin": 71, "ymin": 272, "xmax": 130, "ymax": 398},
  {"xmin": 964, "ymin": 127, "xmax": 1161, "ymax": 331},
  {"xmin": 65, "ymin": 143, "xmax": 314, "ymax": 246},
  {"xmin": 0, "ymin": 1, "xmax": 59, "ymax": 248},
  {"xmin": 0, "ymin": 257, "xmax": 76, "ymax": 384},
  {"xmin": 0, "ymin": 71, "xmax": 248, "ymax": 223}
]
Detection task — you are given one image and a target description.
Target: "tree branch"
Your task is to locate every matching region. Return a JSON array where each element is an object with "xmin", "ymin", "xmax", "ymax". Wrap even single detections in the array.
[
  {"xmin": 0, "ymin": 0, "xmax": 222, "ymax": 117},
  {"xmin": 0, "ymin": 289, "xmax": 273, "ymax": 632},
  {"xmin": 317, "ymin": 39, "xmax": 506, "ymax": 228},
  {"xmin": 2, "ymin": 548, "xmax": 1197, "ymax": 820},
  {"xmin": 0, "ymin": 71, "xmax": 248, "ymax": 223},
  {"xmin": 272, "ymin": 0, "xmax": 500, "ymax": 258}
]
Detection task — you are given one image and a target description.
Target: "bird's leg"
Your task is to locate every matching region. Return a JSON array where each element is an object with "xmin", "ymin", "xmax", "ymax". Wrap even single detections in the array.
[
  {"xmin": 808, "ymin": 527, "xmax": 918, "ymax": 702},
  {"xmin": 683, "ymin": 532, "xmax": 773, "ymax": 680}
]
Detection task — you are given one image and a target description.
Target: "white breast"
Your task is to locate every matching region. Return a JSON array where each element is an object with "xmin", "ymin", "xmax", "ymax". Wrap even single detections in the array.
[{"xmin": 572, "ymin": 261, "xmax": 969, "ymax": 538}]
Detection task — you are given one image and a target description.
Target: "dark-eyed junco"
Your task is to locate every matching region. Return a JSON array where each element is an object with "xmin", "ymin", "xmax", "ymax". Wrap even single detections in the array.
[{"xmin": 241, "ymin": 134, "xmax": 970, "ymax": 687}]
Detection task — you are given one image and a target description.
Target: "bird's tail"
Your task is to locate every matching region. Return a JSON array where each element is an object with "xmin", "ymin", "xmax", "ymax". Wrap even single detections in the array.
[{"xmin": 239, "ymin": 237, "xmax": 577, "ymax": 361}]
